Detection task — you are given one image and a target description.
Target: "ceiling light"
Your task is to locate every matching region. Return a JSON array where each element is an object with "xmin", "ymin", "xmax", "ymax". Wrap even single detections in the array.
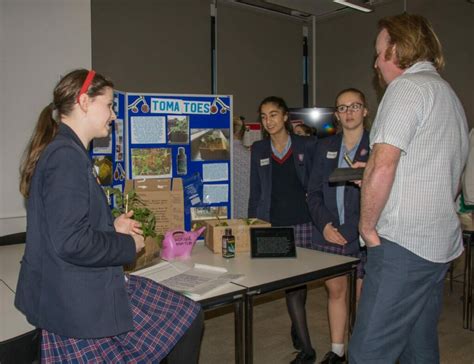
[{"xmin": 333, "ymin": 0, "xmax": 374, "ymax": 13}]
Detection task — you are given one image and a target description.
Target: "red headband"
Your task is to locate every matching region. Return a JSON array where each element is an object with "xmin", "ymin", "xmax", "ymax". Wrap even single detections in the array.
[{"xmin": 77, "ymin": 70, "xmax": 96, "ymax": 102}]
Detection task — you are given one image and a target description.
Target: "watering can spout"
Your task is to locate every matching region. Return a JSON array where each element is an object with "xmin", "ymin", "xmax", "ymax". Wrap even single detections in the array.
[{"xmin": 193, "ymin": 226, "xmax": 206, "ymax": 238}]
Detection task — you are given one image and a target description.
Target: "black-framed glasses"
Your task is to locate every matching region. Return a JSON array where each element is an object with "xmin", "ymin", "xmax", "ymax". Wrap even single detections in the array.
[{"xmin": 336, "ymin": 103, "xmax": 364, "ymax": 113}]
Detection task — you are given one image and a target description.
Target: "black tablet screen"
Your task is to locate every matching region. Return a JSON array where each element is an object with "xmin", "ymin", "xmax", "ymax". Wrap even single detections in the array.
[{"xmin": 250, "ymin": 227, "xmax": 296, "ymax": 258}]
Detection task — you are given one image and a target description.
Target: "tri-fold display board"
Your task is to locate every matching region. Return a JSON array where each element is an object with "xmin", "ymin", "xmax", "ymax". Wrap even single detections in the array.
[
  {"xmin": 91, "ymin": 91, "xmax": 127, "ymax": 191},
  {"xmin": 91, "ymin": 91, "xmax": 233, "ymax": 231}
]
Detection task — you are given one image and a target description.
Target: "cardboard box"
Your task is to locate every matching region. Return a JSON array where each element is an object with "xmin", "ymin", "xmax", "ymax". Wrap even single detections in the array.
[
  {"xmin": 124, "ymin": 178, "xmax": 184, "ymax": 271},
  {"xmin": 125, "ymin": 236, "xmax": 160, "ymax": 272},
  {"xmin": 125, "ymin": 178, "xmax": 184, "ymax": 235},
  {"xmin": 203, "ymin": 219, "xmax": 271, "ymax": 254}
]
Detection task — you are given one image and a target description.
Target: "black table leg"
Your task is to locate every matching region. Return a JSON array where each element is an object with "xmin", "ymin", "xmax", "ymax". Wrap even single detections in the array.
[
  {"xmin": 463, "ymin": 232, "xmax": 472, "ymax": 329},
  {"xmin": 234, "ymin": 296, "xmax": 244, "ymax": 364},
  {"xmin": 348, "ymin": 266, "xmax": 357, "ymax": 336},
  {"xmin": 245, "ymin": 292, "xmax": 256, "ymax": 364}
]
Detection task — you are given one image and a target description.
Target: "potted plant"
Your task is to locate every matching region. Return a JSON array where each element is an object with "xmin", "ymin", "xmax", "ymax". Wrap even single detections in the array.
[{"xmin": 104, "ymin": 187, "xmax": 163, "ymax": 270}]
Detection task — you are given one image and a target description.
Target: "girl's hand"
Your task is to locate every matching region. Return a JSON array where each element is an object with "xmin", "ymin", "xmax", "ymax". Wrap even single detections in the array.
[
  {"xmin": 350, "ymin": 161, "xmax": 367, "ymax": 187},
  {"xmin": 114, "ymin": 210, "xmax": 143, "ymax": 235},
  {"xmin": 323, "ymin": 223, "xmax": 348, "ymax": 245},
  {"xmin": 132, "ymin": 232, "xmax": 145, "ymax": 253}
]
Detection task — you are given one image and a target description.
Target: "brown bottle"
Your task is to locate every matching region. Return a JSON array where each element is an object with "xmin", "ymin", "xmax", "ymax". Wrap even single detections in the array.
[{"xmin": 222, "ymin": 228, "xmax": 235, "ymax": 258}]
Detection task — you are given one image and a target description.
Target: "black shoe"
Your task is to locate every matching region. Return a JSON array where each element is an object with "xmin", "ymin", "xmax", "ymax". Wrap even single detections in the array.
[
  {"xmin": 291, "ymin": 324, "xmax": 302, "ymax": 350},
  {"xmin": 290, "ymin": 349, "xmax": 316, "ymax": 364},
  {"xmin": 319, "ymin": 351, "xmax": 346, "ymax": 364}
]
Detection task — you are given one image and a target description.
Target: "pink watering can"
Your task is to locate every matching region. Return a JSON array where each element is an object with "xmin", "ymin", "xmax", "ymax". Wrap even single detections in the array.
[{"xmin": 160, "ymin": 226, "xmax": 206, "ymax": 260}]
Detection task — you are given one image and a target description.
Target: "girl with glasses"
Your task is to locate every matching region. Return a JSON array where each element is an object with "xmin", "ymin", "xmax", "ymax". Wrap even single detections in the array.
[{"xmin": 307, "ymin": 88, "xmax": 370, "ymax": 364}]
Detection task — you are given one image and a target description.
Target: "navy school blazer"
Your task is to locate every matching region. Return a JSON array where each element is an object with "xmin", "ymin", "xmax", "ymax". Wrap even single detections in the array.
[
  {"xmin": 307, "ymin": 131, "xmax": 370, "ymax": 255},
  {"xmin": 15, "ymin": 124, "xmax": 136, "ymax": 339},
  {"xmin": 248, "ymin": 134, "xmax": 317, "ymax": 222}
]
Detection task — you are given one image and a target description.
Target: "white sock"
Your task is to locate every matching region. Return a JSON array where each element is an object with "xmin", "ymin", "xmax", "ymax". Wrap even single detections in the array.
[{"xmin": 331, "ymin": 343, "xmax": 345, "ymax": 357}]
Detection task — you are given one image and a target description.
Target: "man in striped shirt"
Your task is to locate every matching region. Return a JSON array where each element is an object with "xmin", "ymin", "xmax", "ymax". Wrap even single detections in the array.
[{"xmin": 349, "ymin": 14, "xmax": 469, "ymax": 363}]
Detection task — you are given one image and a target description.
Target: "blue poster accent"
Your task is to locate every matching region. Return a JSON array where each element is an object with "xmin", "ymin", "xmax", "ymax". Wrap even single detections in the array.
[{"xmin": 125, "ymin": 93, "xmax": 233, "ymax": 231}]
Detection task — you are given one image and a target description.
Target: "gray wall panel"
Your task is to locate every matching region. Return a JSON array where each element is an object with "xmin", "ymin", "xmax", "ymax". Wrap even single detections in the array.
[
  {"xmin": 91, "ymin": 0, "xmax": 211, "ymax": 94},
  {"xmin": 216, "ymin": 2, "xmax": 304, "ymax": 122}
]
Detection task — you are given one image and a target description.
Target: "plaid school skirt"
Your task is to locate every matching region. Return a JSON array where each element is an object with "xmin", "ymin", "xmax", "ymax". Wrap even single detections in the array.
[
  {"xmin": 312, "ymin": 240, "xmax": 367, "ymax": 279},
  {"xmin": 41, "ymin": 275, "xmax": 201, "ymax": 363},
  {"xmin": 293, "ymin": 222, "xmax": 313, "ymax": 249}
]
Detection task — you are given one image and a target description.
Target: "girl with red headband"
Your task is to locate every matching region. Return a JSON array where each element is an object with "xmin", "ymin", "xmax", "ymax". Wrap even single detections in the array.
[{"xmin": 16, "ymin": 69, "xmax": 203, "ymax": 363}]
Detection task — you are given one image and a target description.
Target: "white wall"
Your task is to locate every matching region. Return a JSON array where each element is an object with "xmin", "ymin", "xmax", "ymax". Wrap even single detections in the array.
[{"xmin": 0, "ymin": 0, "xmax": 91, "ymax": 235}]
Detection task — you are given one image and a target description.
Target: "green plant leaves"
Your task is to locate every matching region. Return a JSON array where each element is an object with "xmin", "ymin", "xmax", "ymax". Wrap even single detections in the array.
[{"xmin": 103, "ymin": 187, "xmax": 157, "ymax": 240}]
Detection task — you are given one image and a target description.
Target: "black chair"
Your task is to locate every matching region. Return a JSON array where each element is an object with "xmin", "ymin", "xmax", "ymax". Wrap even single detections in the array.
[
  {"xmin": 0, "ymin": 329, "xmax": 40, "ymax": 364},
  {"xmin": 0, "ymin": 232, "xmax": 26, "ymax": 246}
]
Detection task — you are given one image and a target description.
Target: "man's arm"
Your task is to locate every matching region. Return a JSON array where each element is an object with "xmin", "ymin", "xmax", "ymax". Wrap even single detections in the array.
[{"xmin": 359, "ymin": 143, "xmax": 401, "ymax": 246}]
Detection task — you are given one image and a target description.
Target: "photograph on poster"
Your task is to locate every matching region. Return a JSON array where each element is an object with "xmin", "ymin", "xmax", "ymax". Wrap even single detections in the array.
[
  {"xmin": 113, "ymin": 94, "xmax": 120, "ymax": 115},
  {"xmin": 168, "ymin": 115, "xmax": 189, "ymax": 144},
  {"xmin": 190, "ymin": 206, "xmax": 228, "ymax": 221},
  {"xmin": 115, "ymin": 119, "xmax": 122, "ymax": 134},
  {"xmin": 115, "ymin": 119, "xmax": 123, "ymax": 137},
  {"xmin": 203, "ymin": 184, "xmax": 229, "ymax": 204},
  {"xmin": 190, "ymin": 206, "xmax": 228, "ymax": 230},
  {"xmin": 202, "ymin": 163, "xmax": 228, "ymax": 182},
  {"xmin": 131, "ymin": 116, "xmax": 166, "ymax": 144},
  {"xmin": 116, "ymin": 146, "xmax": 123, "ymax": 162},
  {"xmin": 92, "ymin": 134, "xmax": 112, "ymax": 154},
  {"xmin": 114, "ymin": 119, "xmax": 124, "ymax": 161},
  {"xmin": 112, "ymin": 184, "xmax": 122, "ymax": 207},
  {"xmin": 131, "ymin": 148, "xmax": 172, "ymax": 178},
  {"xmin": 190, "ymin": 128, "xmax": 230, "ymax": 161},
  {"xmin": 116, "ymin": 143, "xmax": 123, "ymax": 161},
  {"xmin": 92, "ymin": 156, "xmax": 113, "ymax": 185}
]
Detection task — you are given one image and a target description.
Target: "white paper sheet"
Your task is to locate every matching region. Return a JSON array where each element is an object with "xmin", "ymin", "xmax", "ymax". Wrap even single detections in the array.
[
  {"xmin": 202, "ymin": 163, "xmax": 229, "ymax": 182},
  {"xmin": 131, "ymin": 116, "xmax": 166, "ymax": 144},
  {"xmin": 203, "ymin": 184, "xmax": 229, "ymax": 203},
  {"xmin": 132, "ymin": 261, "xmax": 242, "ymax": 300}
]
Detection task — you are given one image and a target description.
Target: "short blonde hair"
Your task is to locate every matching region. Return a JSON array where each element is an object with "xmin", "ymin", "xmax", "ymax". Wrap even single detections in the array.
[{"xmin": 378, "ymin": 13, "xmax": 445, "ymax": 71}]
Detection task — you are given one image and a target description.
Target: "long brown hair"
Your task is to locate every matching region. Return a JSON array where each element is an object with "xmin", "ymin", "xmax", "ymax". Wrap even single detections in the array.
[
  {"xmin": 19, "ymin": 69, "xmax": 113, "ymax": 197},
  {"xmin": 378, "ymin": 13, "xmax": 445, "ymax": 71}
]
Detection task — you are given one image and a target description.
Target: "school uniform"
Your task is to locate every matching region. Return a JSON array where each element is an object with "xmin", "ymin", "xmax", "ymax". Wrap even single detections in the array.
[
  {"xmin": 15, "ymin": 123, "xmax": 201, "ymax": 362},
  {"xmin": 307, "ymin": 131, "xmax": 369, "ymax": 277},
  {"xmin": 248, "ymin": 134, "xmax": 317, "ymax": 247}
]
